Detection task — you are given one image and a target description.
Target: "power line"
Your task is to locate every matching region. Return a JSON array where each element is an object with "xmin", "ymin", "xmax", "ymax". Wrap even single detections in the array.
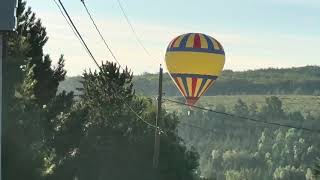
[
  {"xmin": 55, "ymin": 0, "xmax": 159, "ymax": 130},
  {"xmin": 56, "ymin": 0, "xmax": 100, "ymax": 68},
  {"xmin": 53, "ymin": 0, "xmax": 87, "ymax": 56},
  {"xmin": 120, "ymin": 95, "xmax": 159, "ymax": 129},
  {"xmin": 80, "ymin": 0, "xmax": 125, "ymax": 71},
  {"xmin": 77, "ymin": 0, "xmax": 159, "ymax": 130},
  {"xmin": 78, "ymin": 0, "xmax": 158, "ymax": 129},
  {"xmin": 163, "ymin": 98, "xmax": 320, "ymax": 134},
  {"xmin": 115, "ymin": 0, "xmax": 160, "ymax": 62}
]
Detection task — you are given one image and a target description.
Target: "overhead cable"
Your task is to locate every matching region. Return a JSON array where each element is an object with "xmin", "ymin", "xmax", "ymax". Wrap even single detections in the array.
[
  {"xmin": 55, "ymin": 0, "xmax": 159, "ymax": 130},
  {"xmin": 116, "ymin": 0, "xmax": 160, "ymax": 62},
  {"xmin": 163, "ymin": 98, "xmax": 320, "ymax": 134},
  {"xmin": 80, "ymin": 0, "xmax": 125, "ymax": 71}
]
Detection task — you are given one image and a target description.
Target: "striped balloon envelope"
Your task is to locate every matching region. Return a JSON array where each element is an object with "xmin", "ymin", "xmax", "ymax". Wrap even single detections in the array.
[{"xmin": 165, "ymin": 33, "xmax": 225, "ymax": 106}]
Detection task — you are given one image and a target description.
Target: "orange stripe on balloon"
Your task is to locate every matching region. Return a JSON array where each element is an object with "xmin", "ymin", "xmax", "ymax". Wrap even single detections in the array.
[
  {"xmin": 173, "ymin": 35, "xmax": 184, "ymax": 48},
  {"xmin": 168, "ymin": 39, "xmax": 174, "ymax": 48},
  {"xmin": 175, "ymin": 77, "xmax": 187, "ymax": 96},
  {"xmin": 170, "ymin": 36, "xmax": 180, "ymax": 48}
]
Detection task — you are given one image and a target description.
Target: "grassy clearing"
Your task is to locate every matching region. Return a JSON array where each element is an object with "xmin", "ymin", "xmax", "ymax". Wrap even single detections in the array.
[{"xmin": 163, "ymin": 95, "xmax": 320, "ymax": 116}]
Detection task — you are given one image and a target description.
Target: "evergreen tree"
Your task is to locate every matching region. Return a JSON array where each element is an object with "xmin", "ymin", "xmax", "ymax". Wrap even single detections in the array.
[
  {"xmin": 3, "ymin": 1, "xmax": 72, "ymax": 179},
  {"xmin": 8, "ymin": 0, "xmax": 66, "ymax": 105},
  {"xmin": 3, "ymin": 64, "xmax": 45, "ymax": 180},
  {"xmin": 48, "ymin": 62, "xmax": 199, "ymax": 180}
]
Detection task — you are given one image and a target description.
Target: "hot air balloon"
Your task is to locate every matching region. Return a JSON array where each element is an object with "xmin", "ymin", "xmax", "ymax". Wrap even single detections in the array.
[{"xmin": 165, "ymin": 33, "xmax": 225, "ymax": 106}]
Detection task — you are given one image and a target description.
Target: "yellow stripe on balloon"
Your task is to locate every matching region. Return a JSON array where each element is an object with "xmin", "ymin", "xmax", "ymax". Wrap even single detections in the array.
[
  {"xmin": 165, "ymin": 52, "xmax": 225, "ymax": 76},
  {"xmin": 210, "ymin": 37, "xmax": 220, "ymax": 50},
  {"xmin": 198, "ymin": 79, "xmax": 213, "ymax": 96},
  {"xmin": 186, "ymin": 34, "xmax": 195, "ymax": 48},
  {"xmin": 173, "ymin": 35, "xmax": 185, "ymax": 48},
  {"xmin": 186, "ymin": 77, "xmax": 193, "ymax": 97},
  {"xmin": 194, "ymin": 78, "xmax": 203, "ymax": 97},
  {"xmin": 199, "ymin": 34, "xmax": 208, "ymax": 49},
  {"xmin": 176, "ymin": 77, "xmax": 187, "ymax": 96}
]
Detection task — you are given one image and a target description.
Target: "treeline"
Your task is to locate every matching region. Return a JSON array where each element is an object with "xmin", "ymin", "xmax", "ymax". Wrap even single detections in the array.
[
  {"xmin": 178, "ymin": 97, "xmax": 320, "ymax": 180},
  {"xmin": 135, "ymin": 67, "xmax": 320, "ymax": 96},
  {"xmin": 60, "ymin": 66, "xmax": 320, "ymax": 96},
  {"xmin": 3, "ymin": 1, "xmax": 199, "ymax": 180}
]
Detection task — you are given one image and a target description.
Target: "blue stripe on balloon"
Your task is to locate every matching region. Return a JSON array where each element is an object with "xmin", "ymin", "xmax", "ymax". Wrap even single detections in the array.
[
  {"xmin": 181, "ymin": 76, "xmax": 190, "ymax": 96},
  {"xmin": 179, "ymin": 33, "xmax": 191, "ymax": 48},
  {"xmin": 203, "ymin": 34, "xmax": 214, "ymax": 52},
  {"xmin": 167, "ymin": 47, "xmax": 225, "ymax": 55},
  {"xmin": 170, "ymin": 73, "xmax": 218, "ymax": 80}
]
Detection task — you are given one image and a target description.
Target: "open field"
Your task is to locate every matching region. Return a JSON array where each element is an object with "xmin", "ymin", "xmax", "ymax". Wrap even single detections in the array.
[{"xmin": 163, "ymin": 95, "xmax": 320, "ymax": 116}]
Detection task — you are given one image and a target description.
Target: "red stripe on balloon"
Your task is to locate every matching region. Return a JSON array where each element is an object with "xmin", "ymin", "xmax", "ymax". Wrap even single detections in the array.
[
  {"xmin": 193, "ymin": 34, "xmax": 201, "ymax": 48},
  {"xmin": 170, "ymin": 36, "xmax": 180, "ymax": 48},
  {"xmin": 174, "ymin": 77, "xmax": 186, "ymax": 96},
  {"xmin": 191, "ymin": 77, "xmax": 198, "ymax": 97}
]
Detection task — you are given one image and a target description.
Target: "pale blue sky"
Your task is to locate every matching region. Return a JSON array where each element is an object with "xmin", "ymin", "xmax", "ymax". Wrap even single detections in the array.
[{"xmin": 28, "ymin": 0, "xmax": 320, "ymax": 76}]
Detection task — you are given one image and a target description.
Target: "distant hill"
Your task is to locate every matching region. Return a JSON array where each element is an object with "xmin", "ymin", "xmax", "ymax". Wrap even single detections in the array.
[
  {"xmin": 58, "ymin": 76, "xmax": 83, "ymax": 95},
  {"xmin": 59, "ymin": 66, "xmax": 320, "ymax": 96}
]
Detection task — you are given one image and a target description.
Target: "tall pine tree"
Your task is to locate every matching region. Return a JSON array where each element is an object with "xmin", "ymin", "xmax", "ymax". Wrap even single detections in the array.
[{"xmin": 3, "ymin": 1, "xmax": 73, "ymax": 179}]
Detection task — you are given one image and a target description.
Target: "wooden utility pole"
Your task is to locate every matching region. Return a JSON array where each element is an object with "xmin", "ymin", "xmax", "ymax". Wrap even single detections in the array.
[
  {"xmin": 153, "ymin": 65, "xmax": 163, "ymax": 169},
  {"xmin": 0, "ymin": 33, "xmax": 9, "ymax": 180},
  {"xmin": 0, "ymin": 33, "xmax": 3, "ymax": 180}
]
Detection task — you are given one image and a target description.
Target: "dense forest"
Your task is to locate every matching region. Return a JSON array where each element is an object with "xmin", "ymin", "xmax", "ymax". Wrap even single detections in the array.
[
  {"xmin": 59, "ymin": 66, "xmax": 320, "ymax": 96},
  {"xmin": 3, "ymin": 1, "xmax": 320, "ymax": 180},
  {"xmin": 177, "ymin": 97, "xmax": 320, "ymax": 179}
]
